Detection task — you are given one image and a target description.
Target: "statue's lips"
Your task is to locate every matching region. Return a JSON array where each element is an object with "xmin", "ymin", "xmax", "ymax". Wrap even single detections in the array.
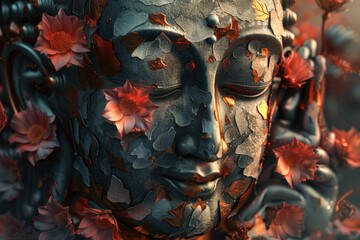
[
  {"xmin": 162, "ymin": 177, "xmax": 220, "ymax": 198},
  {"xmin": 161, "ymin": 172, "xmax": 221, "ymax": 184},
  {"xmin": 160, "ymin": 172, "xmax": 221, "ymax": 197}
]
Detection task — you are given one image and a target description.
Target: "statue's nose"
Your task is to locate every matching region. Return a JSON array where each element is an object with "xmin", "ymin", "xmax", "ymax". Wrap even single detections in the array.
[{"xmin": 175, "ymin": 101, "xmax": 224, "ymax": 162}]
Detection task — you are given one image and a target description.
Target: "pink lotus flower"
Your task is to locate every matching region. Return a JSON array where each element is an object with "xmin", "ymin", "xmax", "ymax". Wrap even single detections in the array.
[
  {"xmin": 333, "ymin": 127, "xmax": 360, "ymax": 168},
  {"xmin": 0, "ymin": 154, "xmax": 23, "ymax": 201},
  {"xmin": 281, "ymin": 50, "xmax": 314, "ymax": 88},
  {"xmin": 0, "ymin": 213, "xmax": 24, "ymax": 240},
  {"xmin": 33, "ymin": 197, "xmax": 74, "ymax": 240},
  {"xmin": 269, "ymin": 203, "xmax": 305, "ymax": 239},
  {"xmin": 316, "ymin": 0, "xmax": 352, "ymax": 13},
  {"xmin": 273, "ymin": 138, "xmax": 320, "ymax": 187},
  {"xmin": 103, "ymin": 80, "xmax": 158, "ymax": 139},
  {"xmin": 34, "ymin": 9, "xmax": 90, "ymax": 71},
  {"xmin": 77, "ymin": 208, "xmax": 122, "ymax": 240},
  {"xmin": 9, "ymin": 103, "xmax": 59, "ymax": 166}
]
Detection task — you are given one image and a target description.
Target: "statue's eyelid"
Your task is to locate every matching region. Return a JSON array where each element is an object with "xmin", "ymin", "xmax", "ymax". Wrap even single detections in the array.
[
  {"xmin": 220, "ymin": 82, "xmax": 271, "ymax": 98},
  {"xmin": 149, "ymin": 84, "xmax": 182, "ymax": 99}
]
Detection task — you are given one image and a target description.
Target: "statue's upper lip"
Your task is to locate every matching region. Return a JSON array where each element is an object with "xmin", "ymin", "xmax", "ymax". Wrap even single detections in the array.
[
  {"xmin": 160, "ymin": 171, "xmax": 221, "ymax": 184},
  {"xmin": 159, "ymin": 159, "xmax": 222, "ymax": 184}
]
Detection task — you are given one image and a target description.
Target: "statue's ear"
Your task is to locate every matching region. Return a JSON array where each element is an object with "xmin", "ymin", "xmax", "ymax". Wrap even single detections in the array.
[
  {"xmin": 1, "ymin": 41, "xmax": 75, "ymax": 220},
  {"xmin": 1, "ymin": 41, "xmax": 64, "ymax": 113}
]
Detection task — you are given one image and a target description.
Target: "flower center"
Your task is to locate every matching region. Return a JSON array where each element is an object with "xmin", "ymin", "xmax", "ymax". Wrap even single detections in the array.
[
  {"xmin": 49, "ymin": 32, "xmax": 73, "ymax": 52},
  {"xmin": 118, "ymin": 98, "xmax": 139, "ymax": 115},
  {"xmin": 283, "ymin": 154, "xmax": 298, "ymax": 167},
  {"xmin": 28, "ymin": 125, "xmax": 44, "ymax": 145},
  {"xmin": 97, "ymin": 216, "xmax": 113, "ymax": 228}
]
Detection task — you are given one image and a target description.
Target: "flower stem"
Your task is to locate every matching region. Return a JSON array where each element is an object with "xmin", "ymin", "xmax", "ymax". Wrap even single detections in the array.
[{"xmin": 321, "ymin": 11, "xmax": 329, "ymax": 56}]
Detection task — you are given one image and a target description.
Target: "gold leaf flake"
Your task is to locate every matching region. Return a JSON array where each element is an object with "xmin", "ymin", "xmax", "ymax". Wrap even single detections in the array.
[
  {"xmin": 223, "ymin": 96, "xmax": 235, "ymax": 108},
  {"xmin": 149, "ymin": 13, "xmax": 170, "ymax": 26},
  {"xmin": 257, "ymin": 100, "xmax": 268, "ymax": 120},
  {"xmin": 252, "ymin": 0, "xmax": 270, "ymax": 22}
]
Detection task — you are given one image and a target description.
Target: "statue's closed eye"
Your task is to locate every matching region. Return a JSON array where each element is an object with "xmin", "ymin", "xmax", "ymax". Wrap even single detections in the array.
[
  {"xmin": 220, "ymin": 81, "xmax": 271, "ymax": 98},
  {"xmin": 149, "ymin": 84, "xmax": 182, "ymax": 99}
]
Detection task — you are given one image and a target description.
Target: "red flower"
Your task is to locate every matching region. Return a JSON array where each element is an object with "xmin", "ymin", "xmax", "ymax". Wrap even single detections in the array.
[
  {"xmin": 316, "ymin": 0, "xmax": 352, "ymax": 12},
  {"xmin": 0, "ymin": 213, "xmax": 24, "ymax": 240},
  {"xmin": 273, "ymin": 138, "xmax": 320, "ymax": 187},
  {"xmin": 33, "ymin": 197, "xmax": 74, "ymax": 240},
  {"xmin": 9, "ymin": 103, "xmax": 59, "ymax": 166},
  {"xmin": 78, "ymin": 208, "xmax": 122, "ymax": 240},
  {"xmin": 0, "ymin": 154, "xmax": 23, "ymax": 201},
  {"xmin": 34, "ymin": 9, "xmax": 90, "ymax": 71},
  {"xmin": 281, "ymin": 50, "xmax": 314, "ymax": 88},
  {"xmin": 333, "ymin": 127, "xmax": 360, "ymax": 167},
  {"xmin": 102, "ymin": 80, "xmax": 158, "ymax": 139},
  {"xmin": 269, "ymin": 203, "xmax": 305, "ymax": 239},
  {"xmin": 0, "ymin": 101, "xmax": 7, "ymax": 132}
]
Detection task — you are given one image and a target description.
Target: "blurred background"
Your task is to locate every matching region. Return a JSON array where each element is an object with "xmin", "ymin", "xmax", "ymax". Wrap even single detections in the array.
[{"xmin": 292, "ymin": 0, "xmax": 360, "ymax": 236}]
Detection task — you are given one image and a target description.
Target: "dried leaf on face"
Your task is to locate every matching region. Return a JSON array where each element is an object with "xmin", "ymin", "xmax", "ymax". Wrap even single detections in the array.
[
  {"xmin": 153, "ymin": 127, "xmax": 176, "ymax": 151},
  {"xmin": 270, "ymin": 10, "xmax": 284, "ymax": 37},
  {"xmin": 183, "ymin": 184, "xmax": 202, "ymax": 198},
  {"xmin": 224, "ymin": 127, "xmax": 237, "ymax": 144},
  {"xmin": 273, "ymin": 0, "xmax": 283, "ymax": 20},
  {"xmin": 219, "ymin": 200, "xmax": 232, "ymax": 222},
  {"xmin": 93, "ymin": 34, "xmax": 121, "ymax": 77},
  {"xmin": 169, "ymin": 107, "xmax": 193, "ymax": 127},
  {"xmin": 261, "ymin": 48, "xmax": 269, "ymax": 57},
  {"xmin": 149, "ymin": 13, "xmax": 170, "ymax": 26},
  {"xmin": 175, "ymin": 16, "xmax": 213, "ymax": 42},
  {"xmin": 252, "ymin": 0, "xmax": 270, "ymax": 21},
  {"xmin": 192, "ymin": 198, "xmax": 207, "ymax": 211},
  {"xmin": 121, "ymin": 32, "xmax": 145, "ymax": 54},
  {"xmin": 264, "ymin": 54, "xmax": 280, "ymax": 83},
  {"xmin": 155, "ymin": 186, "xmax": 172, "ymax": 203},
  {"xmin": 148, "ymin": 57, "xmax": 167, "ymax": 70},
  {"xmin": 257, "ymin": 100, "xmax": 268, "ymax": 120},
  {"xmin": 107, "ymin": 175, "xmax": 131, "ymax": 204},
  {"xmin": 238, "ymin": 154, "xmax": 254, "ymax": 168},
  {"xmin": 213, "ymin": 17, "xmax": 240, "ymax": 42},
  {"xmin": 132, "ymin": 33, "xmax": 172, "ymax": 60},
  {"xmin": 223, "ymin": 96, "xmax": 235, "ymax": 108},
  {"xmin": 164, "ymin": 202, "xmax": 188, "ymax": 228},
  {"xmin": 223, "ymin": 178, "xmax": 252, "ymax": 198},
  {"xmin": 207, "ymin": 55, "xmax": 217, "ymax": 63},
  {"xmin": 152, "ymin": 199, "xmax": 172, "ymax": 221},
  {"xmin": 127, "ymin": 202, "xmax": 152, "ymax": 221},
  {"xmin": 190, "ymin": 86, "xmax": 212, "ymax": 115},
  {"xmin": 189, "ymin": 207, "xmax": 211, "ymax": 236},
  {"xmin": 174, "ymin": 37, "xmax": 190, "ymax": 49},
  {"xmin": 251, "ymin": 55, "xmax": 268, "ymax": 83},
  {"xmin": 220, "ymin": 155, "xmax": 236, "ymax": 178},
  {"xmin": 186, "ymin": 60, "xmax": 196, "ymax": 71}
]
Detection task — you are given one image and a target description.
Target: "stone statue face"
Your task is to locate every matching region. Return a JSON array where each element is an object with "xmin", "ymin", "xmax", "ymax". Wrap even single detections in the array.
[{"xmin": 72, "ymin": 0, "xmax": 282, "ymax": 238}]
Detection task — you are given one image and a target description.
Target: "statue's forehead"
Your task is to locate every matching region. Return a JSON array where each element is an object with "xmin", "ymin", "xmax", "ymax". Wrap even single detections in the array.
[{"xmin": 98, "ymin": 0, "xmax": 281, "ymax": 42}]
